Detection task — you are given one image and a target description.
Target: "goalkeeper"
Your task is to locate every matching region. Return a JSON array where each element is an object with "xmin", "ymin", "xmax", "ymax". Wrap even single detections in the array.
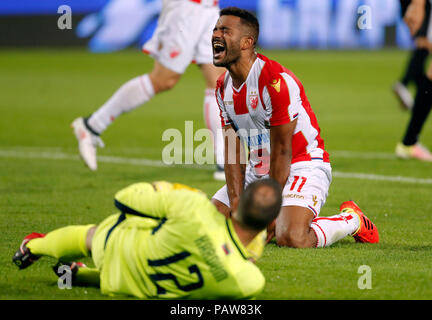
[{"xmin": 12, "ymin": 179, "xmax": 281, "ymax": 300}]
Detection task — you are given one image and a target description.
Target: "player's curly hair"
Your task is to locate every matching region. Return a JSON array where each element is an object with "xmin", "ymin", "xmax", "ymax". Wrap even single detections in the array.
[
  {"xmin": 220, "ymin": 7, "xmax": 259, "ymax": 46},
  {"xmin": 238, "ymin": 178, "xmax": 282, "ymax": 231}
]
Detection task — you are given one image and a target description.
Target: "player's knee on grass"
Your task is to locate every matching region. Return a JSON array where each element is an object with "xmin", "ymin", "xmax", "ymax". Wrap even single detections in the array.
[
  {"xmin": 274, "ymin": 207, "xmax": 316, "ymax": 248},
  {"xmin": 275, "ymin": 227, "xmax": 314, "ymax": 248}
]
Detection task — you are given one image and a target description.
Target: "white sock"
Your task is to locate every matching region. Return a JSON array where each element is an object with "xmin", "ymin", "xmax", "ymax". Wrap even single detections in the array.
[
  {"xmin": 310, "ymin": 212, "xmax": 360, "ymax": 248},
  {"xmin": 87, "ymin": 74, "xmax": 155, "ymax": 134},
  {"xmin": 203, "ymin": 88, "xmax": 224, "ymax": 168}
]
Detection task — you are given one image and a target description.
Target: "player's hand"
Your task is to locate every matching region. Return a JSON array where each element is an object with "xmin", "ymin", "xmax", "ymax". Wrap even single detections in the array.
[
  {"xmin": 404, "ymin": 1, "xmax": 426, "ymax": 36},
  {"xmin": 266, "ymin": 219, "xmax": 276, "ymax": 243}
]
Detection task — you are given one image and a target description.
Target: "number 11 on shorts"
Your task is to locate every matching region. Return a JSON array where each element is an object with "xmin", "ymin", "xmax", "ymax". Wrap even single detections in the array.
[{"xmin": 290, "ymin": 176, "xmax": 307, "ymax": 192}]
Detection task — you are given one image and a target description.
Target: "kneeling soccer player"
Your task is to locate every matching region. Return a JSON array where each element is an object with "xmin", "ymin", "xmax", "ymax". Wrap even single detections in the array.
[
  {"xmin": 13, "ymin": 179, "xmax": 280, "ymax": 300},
  {"xmin": 210, "ymin": 7, "xmax": 380, "ymax": 248}
]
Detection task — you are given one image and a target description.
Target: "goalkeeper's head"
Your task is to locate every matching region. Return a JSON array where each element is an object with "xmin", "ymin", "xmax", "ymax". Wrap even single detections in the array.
[{"xmin": 236, "ymin": 178, "xmax": 282, "ymax": 232}]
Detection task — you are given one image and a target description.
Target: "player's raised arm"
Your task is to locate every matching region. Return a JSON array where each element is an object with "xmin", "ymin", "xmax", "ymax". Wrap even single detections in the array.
[{"xmin": 223, "ymin": 124, "xmax": 246, "ymax": 213}]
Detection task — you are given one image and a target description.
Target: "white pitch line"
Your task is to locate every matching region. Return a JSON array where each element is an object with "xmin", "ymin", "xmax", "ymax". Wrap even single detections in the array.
[
  {"xmin": 0, "ymin": 149, "xmax": 212, "ymax": 170},
  {"xmin": 330, "ymin": 150, "xmax": 397, "ymax": 160},
  {"xmin": 0, "ymin": 148, "xmax": 431, "ymax": 185},
  {"xmin": 332, "ymin": 171, "xmax": 432, "ymax": 185}
]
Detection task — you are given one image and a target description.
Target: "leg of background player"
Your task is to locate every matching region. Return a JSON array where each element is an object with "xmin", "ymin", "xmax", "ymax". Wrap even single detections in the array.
[
  {"xmin": 87, "ymin": 61, "xmax": 181, "ymax": 134},
  {"xmin": 396, "ymin": 61, "xmax": 432, "ymax": 161},
  {"xmin": 401, "ymin": 38, "xmax": 430, "ymax": 87},
  {"xmin": 200, "ymin": 63, "xmax": 226, "ymax": 181},
  {"xmin": 393, "ymin": 39, "xmax": 429, "ymax": 111},
  {"xmin": 72, "ymin": 61, "xmax": 181, "ymax": 170}
]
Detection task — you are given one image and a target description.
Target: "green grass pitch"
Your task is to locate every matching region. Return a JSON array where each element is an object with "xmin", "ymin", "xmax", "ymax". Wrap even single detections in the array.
[{"xmin": 0, "ymin": 48, "xmax": 431, "ymax": 300}]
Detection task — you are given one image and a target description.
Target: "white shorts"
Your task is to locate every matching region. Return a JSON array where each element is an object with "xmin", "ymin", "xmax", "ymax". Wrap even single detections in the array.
[
  {"xmin": 212, "ymin": 162, "xmax": 332, "ymax": 217},
  {"xmin": 142, "ymin": 0, "xmax": 219, "ymax": 74}
]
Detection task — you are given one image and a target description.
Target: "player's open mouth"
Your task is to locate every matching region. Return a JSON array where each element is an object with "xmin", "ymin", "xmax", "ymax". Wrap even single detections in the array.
[{"xmin": 213, "ymin": 41, "xmax": 226, "ymax": 60}]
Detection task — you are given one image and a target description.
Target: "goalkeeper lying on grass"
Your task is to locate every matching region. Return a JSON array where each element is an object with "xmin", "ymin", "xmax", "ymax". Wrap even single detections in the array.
[{"xmin": 12, "ymin": 179, "xmax": 280, "ymax": 300}]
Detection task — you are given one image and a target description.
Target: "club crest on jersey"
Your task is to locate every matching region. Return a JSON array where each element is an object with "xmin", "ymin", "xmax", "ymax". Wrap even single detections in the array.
[
  {"xmin": 269, "ymin": 78, "xmax": 281, "ymax": 93},
  {"xmin": 249, "ymin": 92, "xmax": 259, "ymax": 110}
]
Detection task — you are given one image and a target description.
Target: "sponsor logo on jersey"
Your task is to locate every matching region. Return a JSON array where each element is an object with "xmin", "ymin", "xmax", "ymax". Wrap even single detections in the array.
[
  {"xmin": 312, "ymin": 195, "xmax": 318, "ymax": 207},
  {"xmin": 245, "ymin": 131, "xmax": 270, "ymax": 147},
  {"xmin": 269, "ymin": 78, "xmax": 281, "ymax": 93},
  {"xmin": 284, "ymin": 194, "xmax": 305, "ymax": 200}
]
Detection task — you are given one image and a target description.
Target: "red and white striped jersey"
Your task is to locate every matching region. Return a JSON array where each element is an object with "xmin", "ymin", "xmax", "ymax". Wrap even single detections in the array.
[{"xmin": 216, "ymin": 53, "xmax": 329, "ymax": 176}]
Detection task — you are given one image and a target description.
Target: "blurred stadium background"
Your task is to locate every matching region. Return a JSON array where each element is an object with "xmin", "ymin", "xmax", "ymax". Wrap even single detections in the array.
[
  {"xmin": 1, "ymin": 0, "xmax": 432, "ymax": 300},
  {"xmin": 0, "ymin": 0, "xmax": 414, "ymax": 50}
]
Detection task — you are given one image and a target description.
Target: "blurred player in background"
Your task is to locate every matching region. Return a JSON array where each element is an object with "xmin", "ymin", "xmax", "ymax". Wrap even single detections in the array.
[
  {"xmin": 393, "ymin": 0, "xmax": 430, "ymax": 111},
  {"xmin": 211, "ymin": 7, "xmax": 379, "ymax": 248},
  {"xmin": 72, "ymin": 0, "xmax": 226, "ymax": 180},
  {"xmin": 13, "ymin": 179, "xmax": 281, "ymax": 299},
  {"xmin": 395, "ymin": 0, "xmax": 432, "ymax": 161}
]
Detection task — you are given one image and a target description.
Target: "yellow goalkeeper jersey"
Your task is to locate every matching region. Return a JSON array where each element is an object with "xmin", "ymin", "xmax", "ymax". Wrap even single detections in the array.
[{"xmin": 92, "ymin": 182, "xmax": 265, "ymax": 300}]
